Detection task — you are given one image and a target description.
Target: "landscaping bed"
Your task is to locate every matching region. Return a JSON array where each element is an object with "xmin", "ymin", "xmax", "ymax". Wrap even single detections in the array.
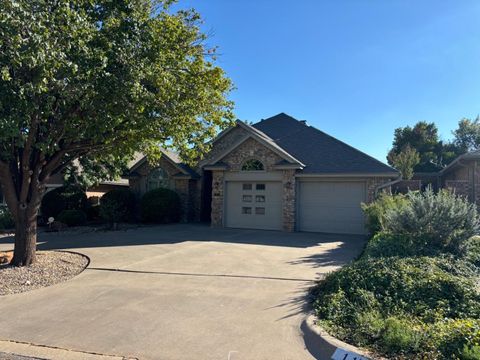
[
  {"xmin": 0, "ymin": 251, "xmax": 89, "ymax": 296},
  {"xmin": 313, "ymin": 189, "xmax": 480, "ymax": 359}
]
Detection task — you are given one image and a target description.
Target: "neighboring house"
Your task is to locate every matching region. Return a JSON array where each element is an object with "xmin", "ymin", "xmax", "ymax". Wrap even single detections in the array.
[
  {"xmin": 439, "ymin": 150, "xmax": 480, "ymax": 204},
  {"xmin": 127, "ymin": 113, "xmax": 399, "ymax": 234},
  {"xmin": 125, "ymin": 149, "xmax": 201, "ymax": 222},
  {"xmin": 393, "ymin": 150, "xmax": 480, "ymax": 205}
]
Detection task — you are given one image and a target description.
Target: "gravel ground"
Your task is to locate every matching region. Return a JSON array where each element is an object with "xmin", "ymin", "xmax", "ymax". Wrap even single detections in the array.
[{"xmin": 0, "ymin": 251, "xmax": 88, "ymax": 296}]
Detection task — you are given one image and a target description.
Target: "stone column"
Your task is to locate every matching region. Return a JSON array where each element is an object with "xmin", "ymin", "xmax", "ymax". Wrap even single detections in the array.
[
  {"xmin": 282, "ymin": 170, "xmax": 296, "ymax": 232},
  {"xmin": 211, "ymin": 170, "xmax": 225, "ymax": 227}
]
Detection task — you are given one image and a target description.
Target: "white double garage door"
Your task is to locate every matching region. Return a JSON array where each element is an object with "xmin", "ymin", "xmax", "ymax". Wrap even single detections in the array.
[{"xmin": 225, "ymin": 180, "xmax": 366, "ymax": 234}]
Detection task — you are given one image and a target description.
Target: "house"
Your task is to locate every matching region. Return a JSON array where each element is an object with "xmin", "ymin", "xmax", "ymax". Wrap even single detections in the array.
[
  {"xmin": 127, "ymin": 113, "xmax": 399, "ymax": 234},
  {"xmin": 438, "ymin": 150, "xmax": 480, "ymax": 203},
  {"xmin": 391, "ymin": 150, "xmax": 480, "ymax": 204}
]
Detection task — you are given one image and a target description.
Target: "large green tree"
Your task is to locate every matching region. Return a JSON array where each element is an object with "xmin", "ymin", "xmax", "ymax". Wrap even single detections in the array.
[
  {"xmin": 387, "ymin": 122, "xmax": 458, "ymax": 173},
  {"xmin": 0, "ymin": 0, "xmax": 234, "ymax": 266},
  {"xmin": 452, "ymin": 117, "xmax": 480, "ymax": 153}
]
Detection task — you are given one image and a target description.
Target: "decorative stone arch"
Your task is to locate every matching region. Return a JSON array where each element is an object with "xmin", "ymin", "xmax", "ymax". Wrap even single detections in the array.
[{"xmin": 241, "ymin": 158, "xmax": 265, "ymax": 171}]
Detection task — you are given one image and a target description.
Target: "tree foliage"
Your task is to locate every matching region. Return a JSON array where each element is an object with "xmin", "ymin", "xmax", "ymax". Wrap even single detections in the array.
[
  {"xmin": 387, "ymin": 122, "xmax": 459, "ymax": 172},
  {"xmin": 452, "ymin": 117, "xmax": 480, "ymax": 153},
  {"xmin": 389, "ymin": 145, "xmax": 420, "ymax": 180},
  {"xmin": 0, "ymin": 0, "xmax": 234, "ymax": 265}
]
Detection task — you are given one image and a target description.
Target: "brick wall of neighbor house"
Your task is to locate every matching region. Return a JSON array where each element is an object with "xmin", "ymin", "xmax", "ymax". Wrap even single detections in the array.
[
  {"xmin": 129, "ymin": 157, "xmax": 198, "ymax": 221},
  {"xmin": 392, "ymin": 180, "xmax": 422, "ymax": 194},
  {"xmin": 211, "ymin": 170, "xmax": 224, "ymax": 227},
  {"xmin": 366, "ymin": 177, "xmax": 393, "ymax": 203},
  {"xmin": 445, "ymin": 180, "xmax": 470, "ymax": 198}
]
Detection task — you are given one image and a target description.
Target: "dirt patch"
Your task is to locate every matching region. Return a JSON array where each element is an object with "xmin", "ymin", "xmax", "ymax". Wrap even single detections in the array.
[{"xmin": 0, "ymin": 251, "xmax": 89, "ymax": 296}]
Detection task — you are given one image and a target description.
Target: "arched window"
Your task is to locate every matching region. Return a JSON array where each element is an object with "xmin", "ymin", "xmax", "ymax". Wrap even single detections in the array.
[
  {"xmin": 147, "ymin": 167, "xmax": 169, "ymax": 190},
  {"xmin": 241, "ymin": 159, "xmax": 264, "ymax": 171}
]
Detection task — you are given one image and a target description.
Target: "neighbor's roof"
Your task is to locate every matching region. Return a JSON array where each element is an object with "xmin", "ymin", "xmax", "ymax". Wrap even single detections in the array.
[{"xmin": 252, "ymin": 113, "xmax": 398, "ymax": 175}]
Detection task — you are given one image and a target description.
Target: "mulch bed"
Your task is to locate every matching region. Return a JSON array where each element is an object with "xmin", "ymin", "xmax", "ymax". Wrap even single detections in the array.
[{"xmin": 0, "ymin": 251, "xmax": 89, "ymax": 296}]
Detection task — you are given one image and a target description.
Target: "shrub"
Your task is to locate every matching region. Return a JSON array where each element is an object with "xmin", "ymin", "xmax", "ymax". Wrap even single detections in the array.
[
  {"xmin": 57, "ymin": 209, "xmax": 87, "ymax": 227},
  {"xmin": 380, "ymin": 317, "xmax": 421, "ymax": 354},
  {"xmin": 141, "ymin": 188, "xmax": 181, "ymax": 223},
  {"xmin": 363, "ymin": 232, "xmax": 417, "ymax": 258},
  {"xmin": 0, "ymin": 204, "xmax": 14, "ymax": 230},
  {"xmin": 40, "ymin": 185, "xmax": 88, "ymax": 220},
  {"xmin": 99, "ymin": 189, "xmax": 136, "ymax": 225},
  {"xmin": 314, "ymin": 255, "xmax": 480, "ymax": 357},
  {"xmin": 361, "ymin": 193, "xmax": 408, "ymax": 235},
  {"xmin": 383, "ymin": 187, "xmax": 480, "ymax": 254}
]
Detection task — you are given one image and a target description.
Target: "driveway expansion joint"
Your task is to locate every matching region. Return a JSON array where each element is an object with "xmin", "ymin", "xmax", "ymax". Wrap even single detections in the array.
[
  {"xmin": 0, "ymin": 340, "xmax": 135, "ymax": 360},
  {"xmin": 87, "ymin": 266, "xmax": 315, "ymax": 282}
]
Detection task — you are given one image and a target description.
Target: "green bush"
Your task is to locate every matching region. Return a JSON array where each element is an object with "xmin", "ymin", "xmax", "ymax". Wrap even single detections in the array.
[
  {"xmin": 141, "ymin": 188, "xmax": 181, "ymax": 223},
  {"xmin": 361, "ymin": 192, "xmax": 408, "ymax": 235},
  {"xmin": 100, "ymin": 189, "xmax": 136, "ymax": 225},
  {"xmin": 0, "ymin": 204, "xmax": 14, "ymax": 230},
  {"xmin": 383, "ymin": 188, "xmax": 480, "ymax": 254},
  {"xmin": 40, "ymin": 185, "xmax": 88, "ymax": 220},
  {"xmin": 57, "ymin": 209, "xmax": 87, "ymax": 227},
  {"xmin": 314, "ymin": 255, "xmax": 480, "ymax": 358},
  {"xmin": 380, "ymin": 317, "xmax": 421, "ymax": 354}
]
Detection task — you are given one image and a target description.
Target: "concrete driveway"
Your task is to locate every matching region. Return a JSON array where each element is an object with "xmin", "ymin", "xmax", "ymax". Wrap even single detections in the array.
[{"xmin": 0, "ymin": 224, "xmax": 364, "ymax": 360}]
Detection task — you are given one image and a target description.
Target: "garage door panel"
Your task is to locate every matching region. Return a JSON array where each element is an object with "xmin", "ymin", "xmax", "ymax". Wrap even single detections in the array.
[
  {"xmin": 226, "ymin": 181, "xmax": 282, "ymax": 231},
  {"xmin": 299, "ymin": 181, "xmax": 366, "ymax": 234}
]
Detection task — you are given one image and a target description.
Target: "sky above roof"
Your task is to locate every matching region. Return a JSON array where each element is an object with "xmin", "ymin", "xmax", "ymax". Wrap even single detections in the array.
[{"xmin": 172, "ymin": 0, "xmax": 480, "ymax": 164}]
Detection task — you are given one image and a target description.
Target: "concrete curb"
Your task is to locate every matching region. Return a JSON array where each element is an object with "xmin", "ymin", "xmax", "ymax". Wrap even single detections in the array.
[{"xmin": 301, "ymin": 314, "xmax": 372, "ymax": 360}]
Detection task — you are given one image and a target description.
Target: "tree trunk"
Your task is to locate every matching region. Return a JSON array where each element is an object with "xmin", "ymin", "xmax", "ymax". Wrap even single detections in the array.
[{"xmin": 10, "ymin": 206, "xmax": 39, "ymax": 267}]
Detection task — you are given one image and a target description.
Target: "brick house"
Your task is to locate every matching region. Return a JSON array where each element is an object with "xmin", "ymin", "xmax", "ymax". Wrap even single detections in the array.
[{"xmin": 126, "ymin": 113, "xmax": 399, "ymax": 234}]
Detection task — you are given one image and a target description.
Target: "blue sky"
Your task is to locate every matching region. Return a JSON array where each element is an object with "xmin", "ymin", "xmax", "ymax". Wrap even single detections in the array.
[{"xmin": 173, "ymin": 1, "xmax": 480, "ymax": 163}]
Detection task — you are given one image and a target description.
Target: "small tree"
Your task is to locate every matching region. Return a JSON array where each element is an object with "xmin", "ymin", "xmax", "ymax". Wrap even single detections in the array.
[
  {"xmin": 390, "ymin": 145, "xmax": 420, "ymax": 180},
  {"xmin": 0, "ymin": 0, "xmax": 233, "ymax": 266}
]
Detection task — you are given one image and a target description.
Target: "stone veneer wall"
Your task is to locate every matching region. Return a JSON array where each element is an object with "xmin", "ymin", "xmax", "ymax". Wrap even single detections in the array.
[
  {"xmin": 210, "ymin": 170, "xmax": 224, "ymax": 227},
  {"xmin": 282, "ymin": 170, "xmax": 296, "ymax": 232}
]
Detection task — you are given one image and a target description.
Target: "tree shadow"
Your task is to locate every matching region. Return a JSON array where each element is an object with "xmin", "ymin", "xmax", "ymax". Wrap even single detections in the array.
[{"xmin": 0, "ymin": 223, "xmax": 363, "ymax": 251}]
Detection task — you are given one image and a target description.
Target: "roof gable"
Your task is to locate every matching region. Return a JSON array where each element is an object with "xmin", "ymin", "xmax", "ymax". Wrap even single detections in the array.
[
  {"xmin": 203, "ymin": 120, "xmax": 305, "ymax": 167},
  {"xmin": 127, "ymin": 149, "xmax": 199, "ymax": 178},
  {"xmin": 252, "ymin": 113, "xmax": 398, "ymax": 175}
]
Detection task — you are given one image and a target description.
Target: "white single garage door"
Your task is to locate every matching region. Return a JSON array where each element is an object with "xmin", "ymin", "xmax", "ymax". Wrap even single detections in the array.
[
  {"xmin": 298, "ymin": 181, "xmax": 366, "ymax": 234},
  {"xmin": 225, "ymin": 181, "xmax": 282, "ymax": 230}
]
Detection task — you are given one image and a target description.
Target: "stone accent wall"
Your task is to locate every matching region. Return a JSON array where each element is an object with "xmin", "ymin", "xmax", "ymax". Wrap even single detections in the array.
[
  {"xmin": 282, "ymin": 170, "xmax": 296, "ymax": 232},
  {"xmin": 210, "ymin": 170, "xmax": 225, "ymax": 227},
  {"xmin": 201, "ymin": 127, "xmax": 249, "ymax": 166},
  {"xmin": 445, "ymin": 180, "xmax": 470, "ymax": 198},
  {"xmin": 222, "ymin": 137, "xmax": 283, "ymax": 171}
]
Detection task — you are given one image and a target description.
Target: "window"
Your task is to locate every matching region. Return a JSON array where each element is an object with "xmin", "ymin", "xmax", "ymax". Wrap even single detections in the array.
[
  {"xmin": 255, "ymin": 207, "xmax": 265, "ymax": 215},
  {"xmin": 256, "ymin": 183, "xmax": 266, "ymax": 191},
  {"xmin": 147, "ymin": 167, "xmax": 169, "ymax": 191},
  {"xmin": 242, "ymin": 183, "xmax": 252, "ymax": 191},
  {"xmin": 255, "ymin": 195, "xmax": 265, "ymax": 203},
  {"xmin": 241, "ymin": 159, "xmax": 264, "ymax": 171},
  {"xmin": 242, "ymin": 207, "xmax": 252, "ymax": 214},
  {"xmin": 242, "ymin": 195, "xmax": 252, "ymax": 202}
]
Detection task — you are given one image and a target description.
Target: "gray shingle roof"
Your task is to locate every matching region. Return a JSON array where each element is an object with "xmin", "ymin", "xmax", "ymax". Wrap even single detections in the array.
[{"xmin": 252, "ymin": 113, "xmax": 398, "ymax": 175}]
